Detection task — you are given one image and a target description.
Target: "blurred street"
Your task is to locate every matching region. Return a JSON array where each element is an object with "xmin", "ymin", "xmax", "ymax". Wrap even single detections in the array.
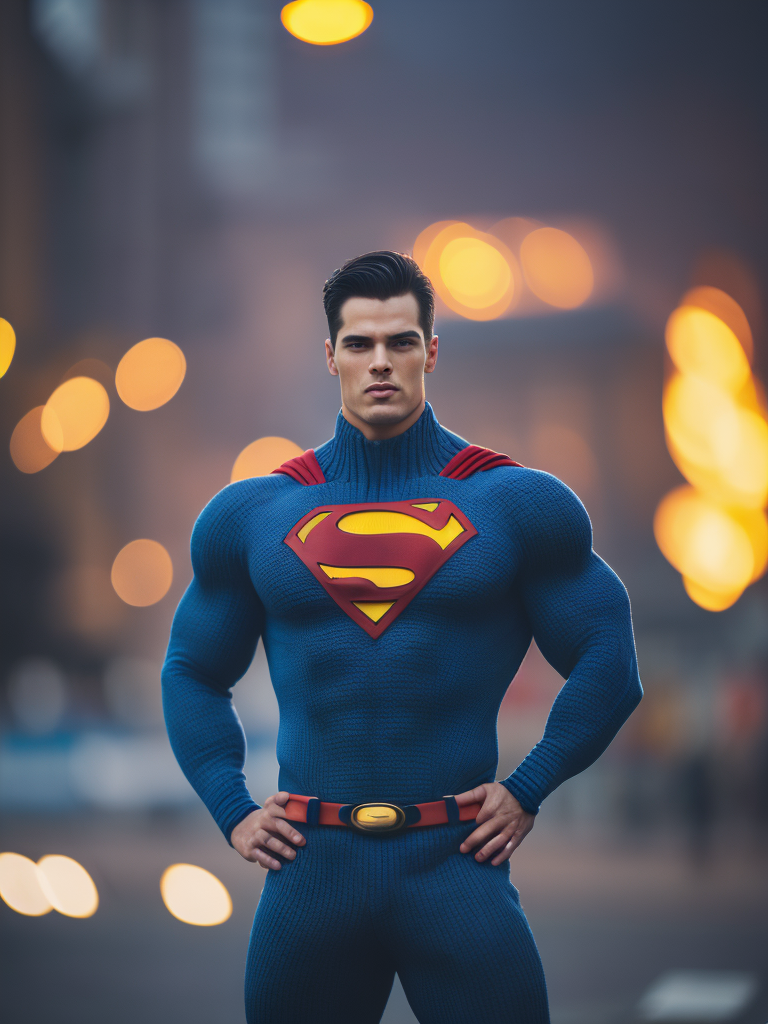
[
  {"xmin": 2, "ymin": 810, "xmax": 767, "ymax": 1024},
  {"xmin": 2, "ymin": 1, "xmax": 768, "ymax": 1021}
]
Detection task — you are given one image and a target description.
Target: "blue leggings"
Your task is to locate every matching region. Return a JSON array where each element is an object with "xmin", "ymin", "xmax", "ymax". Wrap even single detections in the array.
[{"xmin": 244, "ymin": 823, "xmax": 549, "ymax": 1023}]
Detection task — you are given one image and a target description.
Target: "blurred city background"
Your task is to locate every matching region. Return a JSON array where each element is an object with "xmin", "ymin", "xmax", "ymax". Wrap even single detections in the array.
[{"xmin": 1, "ymin": 2, "xmax": 767, "ymax": 1022}]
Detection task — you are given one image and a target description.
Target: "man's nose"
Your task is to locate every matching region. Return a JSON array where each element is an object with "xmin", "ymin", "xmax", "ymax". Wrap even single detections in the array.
[{"xmin": 369, "ymin": 342, "xmax": 392, "ymax": 374}]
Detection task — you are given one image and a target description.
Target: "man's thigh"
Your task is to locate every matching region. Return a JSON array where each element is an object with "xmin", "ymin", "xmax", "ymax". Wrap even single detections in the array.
[
  {"xmin": 389, "ymin": 840, "xmax": 549, "ymax": 1024},
  {"xmin": 244, "ymin": 827, "xmax": 395, "ymax": 1024}
]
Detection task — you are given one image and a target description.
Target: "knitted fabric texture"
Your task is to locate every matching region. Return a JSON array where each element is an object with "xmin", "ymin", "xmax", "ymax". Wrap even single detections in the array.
[{"xmin": 162, "ymin": 403, "xmax": 642, "ymax": 842}]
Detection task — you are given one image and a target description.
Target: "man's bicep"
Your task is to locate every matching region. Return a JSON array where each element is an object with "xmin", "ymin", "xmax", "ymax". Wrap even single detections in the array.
[
  {"xmin": 164, "ymin": 567, "xmax": 264, "ymax": 696},
  {"xmin": 521, "ymin": 551, "xmax": 635, "ymax": 681}
]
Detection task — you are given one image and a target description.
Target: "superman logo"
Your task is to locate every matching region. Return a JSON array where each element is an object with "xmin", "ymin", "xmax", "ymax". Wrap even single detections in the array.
[{"xmin": 284, "ymin": 500, "xmax": 478, "ymax": 638}]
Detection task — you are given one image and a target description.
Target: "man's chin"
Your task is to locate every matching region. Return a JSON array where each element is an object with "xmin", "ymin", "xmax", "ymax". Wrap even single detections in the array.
[{"xmin": 358, "ymin": 402, "xmax": 415, "ymax": 426}]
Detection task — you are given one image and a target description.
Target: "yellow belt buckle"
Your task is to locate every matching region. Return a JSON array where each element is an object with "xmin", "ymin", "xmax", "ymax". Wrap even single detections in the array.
[{"xmin": 350, "ymin": 802, "xmax": 407, "ymax": 834}]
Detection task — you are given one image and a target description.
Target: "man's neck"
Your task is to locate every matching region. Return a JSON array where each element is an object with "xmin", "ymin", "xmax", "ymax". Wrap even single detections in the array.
[{"xmin": 340, "ymin": 399, "xmax": 426, "ymax": 441}]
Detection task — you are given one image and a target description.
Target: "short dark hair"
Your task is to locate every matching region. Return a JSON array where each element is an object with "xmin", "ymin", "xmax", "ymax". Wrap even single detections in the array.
[{"xmin": 323, "ymin": 250, "xmax": 435, "ymax": 348}]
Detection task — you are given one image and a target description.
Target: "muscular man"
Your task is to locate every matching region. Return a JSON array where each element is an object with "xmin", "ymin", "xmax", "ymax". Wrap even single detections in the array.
[{"xmin": 162, "ymin": 251, "xmax": 642, "ymax": 1024}]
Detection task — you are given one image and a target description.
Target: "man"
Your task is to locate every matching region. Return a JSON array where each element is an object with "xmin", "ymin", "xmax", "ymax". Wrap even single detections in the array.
[{"xmin": 162, "ymin": 250, "xmax": 642, "ymax": 1024}]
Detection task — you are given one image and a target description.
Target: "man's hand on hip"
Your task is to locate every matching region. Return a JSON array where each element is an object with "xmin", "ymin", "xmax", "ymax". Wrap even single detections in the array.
[
  {"xmin": 231, "ymin": 792, "xmax": 306, "ymax": 870},
  {"xmin": 453, "ymin": 782, "xmax": 535, "ymax": 865}
]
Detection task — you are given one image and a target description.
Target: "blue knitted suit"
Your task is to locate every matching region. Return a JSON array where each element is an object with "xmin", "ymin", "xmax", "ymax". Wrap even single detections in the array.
[{"xmin": 162, "ymin": 404, "xmax": 642, "ymax": 1024}]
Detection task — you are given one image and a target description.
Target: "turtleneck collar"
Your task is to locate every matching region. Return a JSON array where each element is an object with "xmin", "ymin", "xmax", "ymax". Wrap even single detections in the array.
[{"xmin": 314, "ymin": 403, "xmax": 466, "ymax": 493}]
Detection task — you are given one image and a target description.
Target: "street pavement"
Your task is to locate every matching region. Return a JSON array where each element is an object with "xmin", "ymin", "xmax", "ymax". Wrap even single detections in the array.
[{"xmin": 2, "ymin": 811, "xmax": 766, "ymax": 1024}]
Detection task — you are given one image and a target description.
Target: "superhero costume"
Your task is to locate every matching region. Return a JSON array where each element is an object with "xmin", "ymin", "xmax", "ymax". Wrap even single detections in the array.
[{"xmin": 162, "ymin": 403, "xmax": 642, "ymax": 1024}]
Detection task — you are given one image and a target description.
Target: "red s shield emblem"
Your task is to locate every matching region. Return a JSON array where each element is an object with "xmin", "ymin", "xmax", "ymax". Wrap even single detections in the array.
[{"xmin": 284, "ymin": 500, "xmax": 477, "ymax": 638}]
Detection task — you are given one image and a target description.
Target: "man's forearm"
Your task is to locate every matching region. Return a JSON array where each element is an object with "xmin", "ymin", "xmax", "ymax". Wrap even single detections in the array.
[
  {"xmin": 502, "ymin": 650, "xmax": 642, "ymax": 814},
  {"xmin": 162, "ymin": 668, "xmax": 260, "ymax": 841}
]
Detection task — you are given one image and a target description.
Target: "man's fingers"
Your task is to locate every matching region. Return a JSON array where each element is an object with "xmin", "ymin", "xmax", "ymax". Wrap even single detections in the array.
[
  {"xmin": 459, "ymin": 816, "xmax": 512, "ymax": 853},
  {"xmin": 264, "ymin": 791, "xmax": 290, "ymax": 808},
  {"xmin": 271, "ymin": 818, "xmax": 305, "ymax": 845},
  {"xmin": 473, "ymin": 827, "xmax": 515, "ymax": 860},
  {"xmin": 264, "ymin": 805, "xmax": 288, "ymax": 821},
  {"xmin": 490, "ymin": 823, "xmax": 534, "ymax": 865},
  {"xmin": 252, "ymin": 848, "xmax": 282, "ymax": 871},
  {"xmin": 451, "ymin": 785, "xmax": 488, "ymax": 807},
  {"xmin": 260, "ymin": 833, "xmax": 298, "ymax": 860},
  {"xmin": 490, "ymin": 838, "xmax": 519, "ymax": 866}
]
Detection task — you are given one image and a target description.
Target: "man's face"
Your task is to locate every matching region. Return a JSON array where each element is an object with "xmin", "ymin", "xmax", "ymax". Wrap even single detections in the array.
[{"xmin": 325, "ymin": 293, "xmax": 438, "ymax": 439}]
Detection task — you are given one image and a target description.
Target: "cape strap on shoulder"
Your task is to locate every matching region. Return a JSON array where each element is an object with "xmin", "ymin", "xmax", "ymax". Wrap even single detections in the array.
[
  {"xmin": 272, "ymin": 449, "xmax": 327, "ymax": 486},
  {"xmin": 439, "ymin": 445, "xmax": 522, "ymax": 481}
]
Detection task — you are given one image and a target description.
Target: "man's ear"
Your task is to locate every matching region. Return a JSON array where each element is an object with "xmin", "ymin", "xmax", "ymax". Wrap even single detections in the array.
[
  {"xmin": 424, "ymin": 334, "xmax": 439, "ymax": 374},
  {"xmin": 325, "ymin": 338, "xmax": 339, "ymax": 376}
]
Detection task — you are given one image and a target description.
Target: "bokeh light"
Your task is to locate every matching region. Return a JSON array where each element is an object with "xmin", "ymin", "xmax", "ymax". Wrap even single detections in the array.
[
  {"xmin": 10, "ymin": 406, "xmax": 60, "ymax": 473},
  {"xmin": 160, "ymin": 863, "xmax": 232, "ymax": 926},
  {"xmin": 439, "ymin": 236, "xmax": 512, "ymax": 309},
  {"xmin": 732, "ymin": 507, "xmax": 768, "ymax": 582},
  {"xmin": 60, "ymin": 357, "xmax": 114, "ymax": 390},
  {"xmin": 420, "ymin": 222, "xmax": 518, "ymax": 321},
  {"xmin": 413, "ymin": 220, "xmax": 458, "ymax": 269},
  {"xmin": 41, "ymin": 376, "xmax": 110, "ymax": 451},
  {"xmin": 681, "ymin": 286, "xmax": 753, "ymax": 363},
  {"xmin": 682, "ymin": 577, "xmax": 743, "ymax": 612},
  {"xmin": 519, "ymin": 227, "xmax": 594, "ymax": 309},
  {"xmin": 654, "ymin": 487, "xmax": 754, "ymax": 597},
  {"xmin": 0, "ymin": 317, "xmax": 16, "ymax": 378},
  {"xmin": 231, "ymin": 436, "xmax": 304, "ymax": 482},
  {"xmin": 0, "ymin": 853, "xmax": 53, "ymax": 916},
  {"xmin": 281, "ymin": 0, "xmax": 373, "ymax": 45},
  {"xmin": 111, "ymin": 540, "xmax": 173, "ymax": 607},
  {"xmin": 115, "ymin": 337, "xmax": 186, "ymax": 411},
  {"xmin": 663, "ymin": 374, "xmax": 768, "ymax": 510},
  {"xmin": 36, "ymin": 855, "xmax": 99, "ymax": 918},
  {"xmin": 665, "ymin": 306, "xmax": 751, "ymax": 393}
]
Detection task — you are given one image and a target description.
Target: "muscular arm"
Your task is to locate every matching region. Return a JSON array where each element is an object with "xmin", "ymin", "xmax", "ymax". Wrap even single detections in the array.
[
  {"xmin": 162, "ymin": 488, "xmax": 265, "ymax": 842},
  {"xmin": 501, "ymin": 473, "xmax": 642, "ymax": 814}
]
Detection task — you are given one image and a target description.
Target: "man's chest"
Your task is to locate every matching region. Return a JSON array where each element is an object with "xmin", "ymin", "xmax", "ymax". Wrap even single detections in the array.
[{"xmin": 244, "ymin": 487, "xmax": 520, "ymax": 639}]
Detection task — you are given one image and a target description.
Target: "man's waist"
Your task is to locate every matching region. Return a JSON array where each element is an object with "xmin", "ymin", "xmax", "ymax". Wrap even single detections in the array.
[{"xmin": 283, "ymin": 793, "xmax": 481, "ymax": 835}]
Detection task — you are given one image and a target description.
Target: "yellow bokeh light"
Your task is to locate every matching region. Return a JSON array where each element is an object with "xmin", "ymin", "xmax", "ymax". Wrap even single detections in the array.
[
  {"xmin": 281, "ymin": 0, "xmax": 373, "ymax": 45},
  {"xmin": 412, "ymin": 220, "xmax": 459, "ymax": 270},
  {"xmin": 654, "ymin": 486, "xmax": 754, "ymax": 595},
  {"xmin": 682, "ymin": 576, "xmax": 743, "ymax": 612},
  {"xmin": 160, "ymin": 863, "xmax": 232, "ymax": 926},
  {"xmin": 10, "ymin": 407, "xmax": 60, "ymax": 474},
  {"xmin": 111, "ymin": 539, "xmax": 173, "ymax": 607},
  {"xmin": 681, "ymin": 286, "xmax": 753, "ymax": 363},
  {"xmin": 519, "ymin": 227, "xmax": 594, "ymax": 309},
  {"xmin": 0, "ymin": 852, "xmax": 53, "ymax": 916},
  {"xmin": 665, "ymin": 305, "xmax": 751, "ymax": 393},
  {"xmin": 421, "ymin": 222, "xmax": 518, "ymax": 321},
  {"xmin": 0, "ymin": 318, "xmax": 16, "ymax": 378},
  {"xmin": 663, "ymin": 374, "xmax": 768, "ymax": 509},
  {"xmin": 115, "ymin": 337, "xmax": 186, "ymax": 411},
  {"xmin": 439, "ymin": 236, "xmax": 512, "ymax": 310},
  {"xmin": 41, "ymin": 376, "xmax": 110, "ymax": 452},
  {"xmin": 36, "ymin": 855, "xmax": 98, "ymax": 918},
  {"xmin": 231, "ymin": 436, "xmax": 304, "ymax": 483},
  {"xmin": 732, "ymin": 507, "xmax": 768, "ymax": 582}
]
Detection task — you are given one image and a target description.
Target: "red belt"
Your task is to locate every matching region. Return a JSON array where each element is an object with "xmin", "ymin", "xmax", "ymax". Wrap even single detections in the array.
[{"xmin": 284, "ymin": 794, "xmax": 481, "ymax": 835}]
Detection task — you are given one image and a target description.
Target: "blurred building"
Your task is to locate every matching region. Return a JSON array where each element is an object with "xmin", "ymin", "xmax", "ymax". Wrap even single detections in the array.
[{"xmin": 1, "ymin": 0, "xmax": 767, "ymax": 839}]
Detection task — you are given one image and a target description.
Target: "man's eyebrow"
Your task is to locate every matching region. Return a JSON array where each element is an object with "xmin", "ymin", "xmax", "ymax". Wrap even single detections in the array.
[{"xmin": 339, "ymin": 330, "xmax": 422, "ymax": 343}]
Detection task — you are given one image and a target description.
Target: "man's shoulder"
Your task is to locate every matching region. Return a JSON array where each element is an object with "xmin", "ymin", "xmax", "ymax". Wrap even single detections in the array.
[
  {"xmin": 193, "ymin": 474, "xmax": 294, "ymax": 542},
  {"xmin": 463, "ymin": 461, "xmax": 574, "ymax": 503},
  {"xmin": 471, "ymin": 465, "xmax": 592, "ymax": 564}
]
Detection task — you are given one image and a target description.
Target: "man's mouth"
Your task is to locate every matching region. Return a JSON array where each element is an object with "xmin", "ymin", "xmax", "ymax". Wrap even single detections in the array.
[{"xmin": 365, "ymin": 383, "xmax": 399, "ymax": 397}]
